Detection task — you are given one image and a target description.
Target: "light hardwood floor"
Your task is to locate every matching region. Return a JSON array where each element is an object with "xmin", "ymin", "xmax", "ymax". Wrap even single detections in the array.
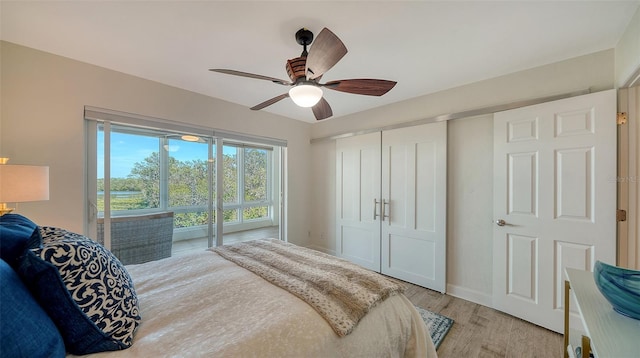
[
  {"xmin": 172, "ymin": 226, "xmax": 280, "ymax": 257},
  {"xmin": 403, "ymin": 283, "xmax": 564, "ymax": 357}
]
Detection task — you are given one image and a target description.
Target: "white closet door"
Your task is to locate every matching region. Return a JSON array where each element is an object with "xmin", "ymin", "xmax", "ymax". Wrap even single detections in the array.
[
  {"xmin": 492, "ymin": 89, "xmax": 617, "ymax": 333},
  {"xmin": 381, "ymin": 122, "xmax": 447, "ymax": 292},
  {"xmin": 336, "ymin": 132, "xmax": 381, "ymax": 271}
]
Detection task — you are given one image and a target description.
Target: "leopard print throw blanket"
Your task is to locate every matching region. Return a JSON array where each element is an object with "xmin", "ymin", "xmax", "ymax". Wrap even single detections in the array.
[{"xmin": 212, "ymin": 238, "xmax": 405, "ymax": 336}]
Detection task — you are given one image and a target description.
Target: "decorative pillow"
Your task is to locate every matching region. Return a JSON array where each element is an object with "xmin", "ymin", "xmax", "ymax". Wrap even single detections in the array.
[
  {"xmin": 17, "ymin": 227, "xmax": 141, "ymax": 355},
  {"xmin": 0, "ymin": 214, "xmax": 41, "ymax": 267},
  {"xmin": 0, "ymin": 258, "xmax": 65, "ymax": 358}
]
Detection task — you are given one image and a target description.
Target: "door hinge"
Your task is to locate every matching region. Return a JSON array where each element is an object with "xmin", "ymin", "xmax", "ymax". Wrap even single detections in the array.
[
  {"xmin": 617, "ymin": 209, "xmax": 627, "ymax": 222},
  {"xmin": 617, "ymin": 112, "xmax": 627, "ymax": 125}
]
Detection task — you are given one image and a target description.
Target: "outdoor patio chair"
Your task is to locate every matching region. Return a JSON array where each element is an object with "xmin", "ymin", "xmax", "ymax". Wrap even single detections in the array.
[{"xmin": 97, "ymin": 211, "xmax": 174, "ymax": 265}]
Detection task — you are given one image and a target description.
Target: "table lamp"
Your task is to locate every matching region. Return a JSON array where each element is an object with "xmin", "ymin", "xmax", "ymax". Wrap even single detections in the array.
[{"xmin": 0, "ymin": 162, "xmax": 50, "ymax": 216}]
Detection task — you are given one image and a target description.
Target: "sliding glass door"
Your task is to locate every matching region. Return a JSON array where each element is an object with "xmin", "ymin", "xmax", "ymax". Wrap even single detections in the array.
[
  {"xmin": 95, "ymin": 124, "xmax": 215, "ymax": 257},
  {"xmin": 86, "ymin": 114, "xmax": 284, "ymax": 263},
  {"xmin": 165, "ymin": 135, "xmax": 215, "ymax": 252},
  {"xmin": 221, "ymin": 143, "xmax": 279, "ymax": 245}
]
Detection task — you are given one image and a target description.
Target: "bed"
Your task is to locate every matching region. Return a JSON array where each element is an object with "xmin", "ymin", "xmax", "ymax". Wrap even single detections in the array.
[{"xmin": 0, "ymin": 214, "xmax": 436, "ymax": 357}]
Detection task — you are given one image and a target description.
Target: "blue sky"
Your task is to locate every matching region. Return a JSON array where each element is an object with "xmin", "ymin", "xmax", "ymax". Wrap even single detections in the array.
[{"xmin": 98, "ymin": 132, "xmax": 216, "ymax": 178}]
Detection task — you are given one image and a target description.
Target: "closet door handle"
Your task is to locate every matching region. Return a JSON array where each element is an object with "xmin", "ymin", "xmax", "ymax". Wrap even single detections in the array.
[
  {"xmin": 373, "ymin": 199, "xmax": 381, "ymax": 220},
  {"xmin": 382, "ymin": 199, "xmax": 390, "ymax": 221}
]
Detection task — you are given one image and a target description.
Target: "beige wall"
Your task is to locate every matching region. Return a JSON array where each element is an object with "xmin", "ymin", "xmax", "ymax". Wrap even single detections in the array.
[
  {"xmin": 309, "ymin": 49, "xmax": 616, "ymax": 305},
  {"xmin": 616, "ymin": 6, "xmax": 640, "ymax": 87},
  {"xmin": 311, "ymin": 50, "xmax": 615, "ymax": 140},
  {"xmin": 0, "ymin": 41, "xmax": 312, "ymax": 246}
]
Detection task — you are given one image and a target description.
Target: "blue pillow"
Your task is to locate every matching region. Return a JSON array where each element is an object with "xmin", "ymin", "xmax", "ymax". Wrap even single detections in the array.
[
  {"xmin": 0, "ymin": 258, "xmax": 65, "ymax": 358},
  {"xmin": 0, "ymin": 214, "xmax": 41, "ymax": 267},
  {"xmin": 17, "ymin": 227, "xmax": 140, "ymax": 355}
]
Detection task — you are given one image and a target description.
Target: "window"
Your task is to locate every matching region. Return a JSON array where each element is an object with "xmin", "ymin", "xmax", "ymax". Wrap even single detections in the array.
[
  {"xmin": 97, "ymin": 129, "xmax": 161, "ymax": 212},
  {"xmin": 223, "ymin": 144, "xmax": 272, "ymax": 225},
  {"xmin": 86, "ymin": 107, "xmax": 285, "ymax": 254}
]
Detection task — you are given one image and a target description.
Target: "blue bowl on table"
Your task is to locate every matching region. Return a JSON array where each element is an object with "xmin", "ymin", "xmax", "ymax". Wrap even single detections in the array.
[{"xmin": 593, "ymin": 260, "xmax": 640, "ymax": 320}]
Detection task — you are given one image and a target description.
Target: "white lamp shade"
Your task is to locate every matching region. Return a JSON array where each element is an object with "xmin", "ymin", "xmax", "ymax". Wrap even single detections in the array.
[
  {"xmin": 0, "ymin": 165, "xmax": 50, "ymax": 203},
  {"xmin": 289, "ymin": 84, "xmax": 323, "ymax": 107}
]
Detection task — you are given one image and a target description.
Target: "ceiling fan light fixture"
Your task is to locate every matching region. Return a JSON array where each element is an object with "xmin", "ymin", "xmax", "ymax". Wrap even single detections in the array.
[
  {"xmin": 289, "ymin": 84, "xmax": 323, "ymax": 107},
  {"xmin": 181, "ymin": 135, "xmax": 200, "ymax": 142}
]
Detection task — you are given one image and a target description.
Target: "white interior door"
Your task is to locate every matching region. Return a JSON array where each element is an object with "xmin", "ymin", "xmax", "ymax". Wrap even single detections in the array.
[
  {"xmin": 336, "ymin": 132, "xmax": 381, "ymax": 271},
  {"xmin": 492, "ymin": 89, "xmax": 617, "ymax": 333},
  {"xmin": 381, "ymin": 122, "xmax": 447, "ymax": 292}
]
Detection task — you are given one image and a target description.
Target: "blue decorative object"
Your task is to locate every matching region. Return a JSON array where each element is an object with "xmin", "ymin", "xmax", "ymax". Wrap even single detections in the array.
[
  {"xmin": 17, "ymin": 227, "xmax": 141, "ymax": 355},
  {"xmin": 0, "ymin": 258, "xmax": 65, "ymax": 358},
  {"xmin": 593, "ymin": 260, "xmax": 640, "ymax": 320}
]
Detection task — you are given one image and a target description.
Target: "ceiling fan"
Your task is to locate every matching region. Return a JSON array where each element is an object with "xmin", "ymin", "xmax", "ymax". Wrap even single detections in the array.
[{"xmin": 209, "ymin": 28, "xmax": 397, "ymax": 121}]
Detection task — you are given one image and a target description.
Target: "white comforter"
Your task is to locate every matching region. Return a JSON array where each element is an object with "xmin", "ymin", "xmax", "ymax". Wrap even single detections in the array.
[{"xmin": 71, "ymin": 249, "xmax": 436, "ymax": 357}]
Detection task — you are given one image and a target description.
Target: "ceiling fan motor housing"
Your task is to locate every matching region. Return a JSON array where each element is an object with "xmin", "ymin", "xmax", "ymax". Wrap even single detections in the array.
[
  {"xmin": 287, "ymin": 29, "xmax": 315, "ymax": 82},
  {"xmin": 295, "ymin": 28, "xmax": 313, "ymax": 46},
  {"xmin": 286, "ymin": 57, "xmax": 307, "ymax": 82}
]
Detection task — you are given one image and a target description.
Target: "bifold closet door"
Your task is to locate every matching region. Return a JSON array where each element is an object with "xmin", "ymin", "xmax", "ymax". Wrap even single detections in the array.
[
  {"xmin": 335, "ymin": 132, "xmax": 381, "ymax": 271},
  {"xmin": 381, "ymin": 122, "xmax": 447, "ymax": 292}
]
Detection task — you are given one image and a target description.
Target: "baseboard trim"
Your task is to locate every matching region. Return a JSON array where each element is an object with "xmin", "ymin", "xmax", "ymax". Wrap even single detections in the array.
[
  {"xmin": 304, "ymin": 243, "xmax": 336, "ymax": 256},
  {"xmin": 446, "ymin": 283, "xmax": 493, "ymax": 308}
]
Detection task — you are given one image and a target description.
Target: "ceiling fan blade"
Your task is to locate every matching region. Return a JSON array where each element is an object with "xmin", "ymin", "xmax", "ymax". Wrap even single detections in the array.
[
  {"xmin": 323, "ymin": 79, "xmax": 397, "ymax": 96},
  {"xmin": 209, "ymin": 69, "xmax": 293, "ymax": 86},
  {"xmin": 305, "ymin": 28, "xmax": 347, "ymax": 80},
  {"xmin": 250, "ymin": 93, "xmax": 290, "ymax": 111},
  {"xmin": 312, "ymin": 97, "xmax": 333, "ymax": 120}
]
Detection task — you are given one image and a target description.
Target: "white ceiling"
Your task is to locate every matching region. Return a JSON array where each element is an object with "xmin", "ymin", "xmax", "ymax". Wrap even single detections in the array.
[{"xmin": 2, "ymin": 1, "xmax": 638, "ymax": 123}]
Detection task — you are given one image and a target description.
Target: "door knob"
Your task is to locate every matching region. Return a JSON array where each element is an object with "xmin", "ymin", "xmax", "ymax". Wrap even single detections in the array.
[{"xmin": 495, "ymin": 219, "xmax": 506, "ymax": 226}]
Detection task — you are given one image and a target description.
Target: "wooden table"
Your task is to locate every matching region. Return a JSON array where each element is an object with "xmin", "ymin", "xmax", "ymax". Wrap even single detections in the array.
[{"xmin": 564, "ymin": 268, "xmax": 640, "ymax": 358}]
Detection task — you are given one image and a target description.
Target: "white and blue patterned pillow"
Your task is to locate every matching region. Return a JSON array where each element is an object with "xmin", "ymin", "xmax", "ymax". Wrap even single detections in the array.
[{"xmin": 17, "ymin": 227, "xmax": 140, "ymax": 355}]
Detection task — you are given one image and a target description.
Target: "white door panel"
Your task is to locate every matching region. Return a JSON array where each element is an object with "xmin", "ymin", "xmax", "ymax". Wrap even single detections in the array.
[
  {"xmin": 507, "ymin": 151, "xmax": 538, "ymax": 216},
  {"xmin": 382, "ymin": 122, "xmax": 447, "ymax": 292},
  {"xmin": 493, "ymin": 90, "xmax": 617, "ymax": 333},
  {"xmin": 506, "ymin": 233, "xmax": 538, "ymax": 303},
  {"xmin": 336, "ymin": 132, "xmax": 381, "ymax": 271}
]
